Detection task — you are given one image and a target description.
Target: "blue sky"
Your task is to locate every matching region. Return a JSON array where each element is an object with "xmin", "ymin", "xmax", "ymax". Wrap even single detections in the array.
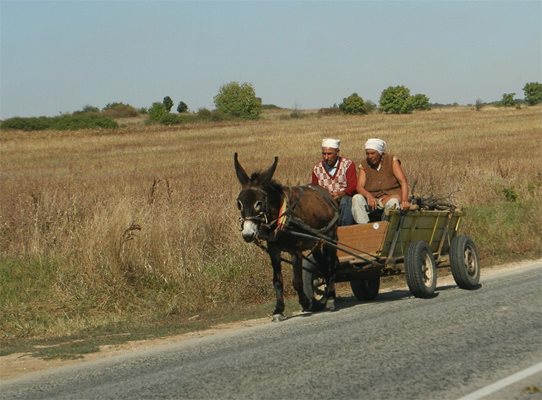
[{"xmin": 1, "ymin": 0, "xmax": 541, "ymax": 118}]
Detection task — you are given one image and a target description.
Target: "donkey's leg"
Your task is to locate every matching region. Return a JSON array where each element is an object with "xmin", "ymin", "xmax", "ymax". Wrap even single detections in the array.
[
  {"xmin": 269, "ymin": 247, "xmax": 287, "ymax": 322},
  {"xmin": 292, "ymin": 253, "xmax": 311, "ymax": 312},
  {"xmin": 314, "ymin": 245, "xmax": 338, "ymax": 311},
  {"xmin": 324, "ymin": 246, "xmax": 339, "ymax": 311}
]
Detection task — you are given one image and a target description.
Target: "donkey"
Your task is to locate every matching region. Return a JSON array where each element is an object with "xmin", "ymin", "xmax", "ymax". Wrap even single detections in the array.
[{"xmin": 234, "ymin": 153, "xmax": 339, "ymax": 322}]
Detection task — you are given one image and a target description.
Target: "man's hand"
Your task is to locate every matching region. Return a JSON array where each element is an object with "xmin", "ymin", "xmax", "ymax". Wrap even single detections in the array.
[
  {"xmin": 400, "ymin": 200, "xmax": 410, "ymax": 210},
  {"xmin": 366, "ymin": 195, "xmax": 378, "ymax": 210}
]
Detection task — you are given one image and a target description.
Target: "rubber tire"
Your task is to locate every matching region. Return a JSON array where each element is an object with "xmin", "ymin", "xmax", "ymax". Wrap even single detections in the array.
[
  {"xmin": 302, "ymin": 259, "xmax": 327, "ymax": 311},
  {"xmin": 405, "ymin": 240, "xmax": 437, "ymax": 298},
  {"xmin": 450, "ymin": 235, "xmax": 481, "ymax": 290},
  {"xmin": 350, "ymin": 275, "xmax": 380, "ymax": 301}
]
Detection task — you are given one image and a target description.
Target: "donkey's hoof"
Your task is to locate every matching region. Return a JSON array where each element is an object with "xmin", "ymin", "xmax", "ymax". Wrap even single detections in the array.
[
  {"xmin": 272, "ymin": 313, "xmax": 287, "ymax": 322},
  {"xmin": 327, "ymin": 298, "xmax": 337, "ymax": 312}
]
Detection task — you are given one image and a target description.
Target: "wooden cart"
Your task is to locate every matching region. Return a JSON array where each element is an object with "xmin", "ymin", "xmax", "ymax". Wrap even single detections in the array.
[{"xmin": 303, "ymin": 209, "xmax": 481, "ymax": 302}]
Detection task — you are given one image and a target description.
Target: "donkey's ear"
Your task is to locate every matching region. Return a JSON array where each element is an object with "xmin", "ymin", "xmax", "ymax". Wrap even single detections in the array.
[
  {"xmin": 234, "ymin": 153, "xmax": 250, "ymax": 186},
  {"xmin": 261, "ymin": 156, "xmax": 279, "ymax": 185}
]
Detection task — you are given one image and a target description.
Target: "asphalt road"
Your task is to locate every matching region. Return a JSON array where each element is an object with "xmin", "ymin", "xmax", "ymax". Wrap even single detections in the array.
[{"xmin": 2, "ymin": 261, "xmax": 541, "ymax": 400}]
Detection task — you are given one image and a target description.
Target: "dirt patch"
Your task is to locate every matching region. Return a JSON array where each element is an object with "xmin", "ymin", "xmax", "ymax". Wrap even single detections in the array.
[{"xmin": 1, "ymin": 259, "xmax": 539, "ymax": 381}]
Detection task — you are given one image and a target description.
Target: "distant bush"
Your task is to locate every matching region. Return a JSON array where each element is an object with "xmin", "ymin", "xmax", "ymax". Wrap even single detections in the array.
[
  {"xmin": 339, "ymin": 93, "xmax": 368, "ymax": 115},
  {"xmin": 318, "ymin": 107, "xmax": 342, "ymax": 115},
  {"xmin": 102, "ymin": 102, "xmax": 139, "ymax": 118},
  {"xmin": 74, "ymin": 105, "xmax": 100, "ymax": 114},
  {"xmin": 1, "ymin": 114, "xmax": 118, "ymax": 131},
  {"xmin": 214, "ymin": 81, "xmax": 261, "ymax": 119},
  {"xmin": 177, "ymin": 101, "xmax": 188, "ymax": 113},
  {"xmin": 499, "ymin": 93, "xmax": 516, "ymax": 107},
  {"xmin": 163, "ymin": 96, "xmax": 174, "ymax": 112},
  {"xmin": 148, "ymin": 102, "xmax": 168, "ymax": 122},
  {"xmin": 379, "ymin": 85, "xmax": 414, "ymax": 114},
  {"xmin": 408, "ymin": 94, "xmax": 431, "ymax": 111},
  {"xmin": 1, "ymin": 117, "xmax": 52, "ymax": 131},
  {"xmin": 261, "ymin": 104, "xmax": 282, "ymax": 110},
  {"xmin": 523, "ymin": 82, "xmax": 542, "ymax": 106},
  {"xmin": 52, "ymin": 114, "xmax": 118, "ymax": 130},
  {"xmin": 159, "ymin": 114, "xmax": 185, "ymax": 125}
]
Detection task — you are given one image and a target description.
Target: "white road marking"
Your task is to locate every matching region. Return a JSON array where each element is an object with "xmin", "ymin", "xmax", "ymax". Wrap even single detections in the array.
[{"xmin": 457, "ymin": 361, "xmax": 542, "ymax": 400}]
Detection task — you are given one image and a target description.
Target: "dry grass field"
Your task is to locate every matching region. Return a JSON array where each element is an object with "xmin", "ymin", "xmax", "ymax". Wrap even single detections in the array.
[{"xmin": 1, "ymin": 105, "xmax": 541, "ymax": 343}]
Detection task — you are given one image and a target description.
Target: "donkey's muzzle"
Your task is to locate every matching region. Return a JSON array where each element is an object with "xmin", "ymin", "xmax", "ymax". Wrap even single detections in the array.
[{"xmin": 241, "ymin": 220, "xmax": 258, "ymax": 242}]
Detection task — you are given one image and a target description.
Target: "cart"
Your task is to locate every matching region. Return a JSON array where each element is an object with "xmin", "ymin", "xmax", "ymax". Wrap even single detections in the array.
[{"xmin": 302, "ymin": 209, "xmax": 481, "ymax": 303}]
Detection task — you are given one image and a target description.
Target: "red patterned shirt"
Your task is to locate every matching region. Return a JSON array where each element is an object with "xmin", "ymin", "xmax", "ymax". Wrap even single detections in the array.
[{"xmin": 311, "ymin": 157, "xmax": 357, "ymax": 196}]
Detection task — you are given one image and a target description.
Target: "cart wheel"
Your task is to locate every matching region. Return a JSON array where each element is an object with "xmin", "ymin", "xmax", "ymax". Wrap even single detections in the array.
[
  {"xmin": 405, "ymin": 240, "xmax": 437, "ymax": 298},
  {"xmin": 450, "ymin": 235, "xmax": 480, "ymax": 290},
  {"xmin": 302, "ymin": 260, "xmax": 327, "ymax": 311},
  {"xmin": 350, "ymin": 275, "xmax": 380, "ymax": 301}
]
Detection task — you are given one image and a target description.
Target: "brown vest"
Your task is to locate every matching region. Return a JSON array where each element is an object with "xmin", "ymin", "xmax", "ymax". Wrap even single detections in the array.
[{"xmin": 360, "ymin": 154, "xmax": 401, "ymax": 198}]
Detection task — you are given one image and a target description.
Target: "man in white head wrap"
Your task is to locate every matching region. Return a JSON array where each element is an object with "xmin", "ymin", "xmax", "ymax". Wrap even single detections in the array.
[
  {"xmin": 311, "ymin": 138, "xmax": 358, "ymax": 225},
  {"xmin": 351, "ymin": 138, "xmax": 410, "ymax": 224}
]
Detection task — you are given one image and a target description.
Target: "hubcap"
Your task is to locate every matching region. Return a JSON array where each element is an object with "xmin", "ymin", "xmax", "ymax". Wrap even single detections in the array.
[
  {"xmin": 464, "ymin": 246, "xmax": 478, "ymax": 276},
  {"xmin": 422, "ymin": 253, "xmax": 434, "ymax": 287},
  {"xmin": 313, "ymin": 277, "xmax": 326, "ymax": 301}
]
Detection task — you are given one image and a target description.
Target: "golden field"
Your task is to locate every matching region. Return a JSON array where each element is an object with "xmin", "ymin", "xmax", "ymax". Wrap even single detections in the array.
[{"xmin": 1, "ymin": 105, "xmax": 541, "ymax": 341}]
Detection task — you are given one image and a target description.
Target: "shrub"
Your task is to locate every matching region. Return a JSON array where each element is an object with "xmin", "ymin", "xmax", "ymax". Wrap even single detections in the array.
[
  {"xmin": 148, "ymin": 102, "xmax": 168, "ymax": 122},
  {"xmin": 78, "ymin": 105, "xmax": 100, "ymax": 114},
  {"xmin": 102, "ymin": 102, "xmax": 139, "ymax": 118},
  {"xmin": 163, "ymin": 96, "xmax": 174, "ymax": 112},
  {"xmin": 213, "ymin": 81, "xmax": 261, "ymax": 119},
  {"xmin": 500, "ymin": 93, "xmax": 516, "ymax": 107},
  {"xmin": 196, "ymin": 108, "xmax": 212, "ymax": 119},
  {"xmin": 1, "ymin": 117, "xmax": 52, "ymax": 131},
  {"xmin": 318, "ymin": 107, "xmax": 342, "ymax": 115},
  {"xmin": 0, "ymin": 115, "xmax": 118, "ymax": 131},
  {"xmin": 339, "ymin": 93, "xmax": 367, "ymax": 115},
  {"xmin": 160, "ymin": 114, "xmax": 185, "ymax": 125},
  {"xmin": 475, "ymin": 98, "xmax": 484, "ymax": 111},
  {"xmin": 522, "ymin": 82, "xmax": 542, "ymax": 105},
  {"xmin": 379, "ymin": 85, "xmax": 414, "ymax": 114},
  {"xmin": 408, "ymin": 94, "xmax": 431, "ymax": 111},
  {"xmin": 177, "ymin": 101, "xmax": 188, "ymax": 113}
]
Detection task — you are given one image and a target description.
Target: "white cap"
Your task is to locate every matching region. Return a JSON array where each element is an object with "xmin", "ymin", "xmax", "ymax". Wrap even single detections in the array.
[
  {"xmin": 365, "ymin": 138, "xmax": 386, "ymax": 154},
  {"xmin": 321, "ymin": 138, "xmax": 340, "ymax": 149}
]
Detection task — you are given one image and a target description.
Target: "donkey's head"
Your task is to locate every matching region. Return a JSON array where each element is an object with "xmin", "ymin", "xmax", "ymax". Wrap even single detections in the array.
[{"xmin": 234, "ymin": 153, "xmax": 279, "ymax": 242}]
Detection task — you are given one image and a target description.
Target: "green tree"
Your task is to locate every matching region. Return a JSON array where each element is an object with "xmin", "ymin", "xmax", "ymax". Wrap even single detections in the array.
[
  {"xmin": 501, "ymin": 93, "xmax": 516, "ymax": 107},
  {"xmin": 148, "ymin": 102, "xmax": 167, "ymax": 122},
  {"xmin": 523, "ymin": 82, "xmax": 542, "ymax": 105},
  {"xmin": 339, "ymin": 93, "xmax": 367, "ymax": 114},
  {"xmin": 163, "ymin": 96, "xmax": 174, "ymax": 112},
  {"xmin": 213, "ymin": 81, "xmax": 261, "ymax": 119},
  {"xmin": 379, "ymin": 85, "xmax": 413, "ymax": 114},
  {"xmin": 177, "ymin": 101, "xmax": 188, "ymax": 113},
  {"xmin": 408, "ymin": 93, "xmax": 431, "ymax": 110}
]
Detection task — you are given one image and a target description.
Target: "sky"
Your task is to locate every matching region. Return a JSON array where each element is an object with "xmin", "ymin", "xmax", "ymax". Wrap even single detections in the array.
[{"xmin": 1, "ymin": 0, "xmax": 541, "ymax": 119}]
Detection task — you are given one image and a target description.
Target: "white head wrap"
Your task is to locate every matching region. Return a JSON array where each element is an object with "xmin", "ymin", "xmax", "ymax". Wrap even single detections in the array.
[
  {"xmin": 365, "ymin": 138, "xmax": 386, "ymax": 154},
  {"xmin": 321, "ymin": 138, "xmax": 340, "ymax": 149}
]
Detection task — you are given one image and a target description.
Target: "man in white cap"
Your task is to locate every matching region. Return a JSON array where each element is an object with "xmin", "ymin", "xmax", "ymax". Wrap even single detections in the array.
[
  {"xmin": 352, "ymin": 138, "xmax": 410, "ymax": 223},
  {"xmin": 311, "ymin": 138, "xmax": 358, "ymax": 225}
]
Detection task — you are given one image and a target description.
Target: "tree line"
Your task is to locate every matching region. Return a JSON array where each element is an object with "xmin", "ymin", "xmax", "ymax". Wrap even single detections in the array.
[{"xmin": 1, "ymin": 82, "xmax": 541, "ymax": 131}]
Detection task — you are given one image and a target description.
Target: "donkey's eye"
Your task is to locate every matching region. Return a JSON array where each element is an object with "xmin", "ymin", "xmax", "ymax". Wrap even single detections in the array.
[
  {"xmin": 254, "ymin": 201, "xmax": 263, "ymax": 212},
  {"xmin": 237, "ymin": 200, "xmax": 243, "ymax": 211}
]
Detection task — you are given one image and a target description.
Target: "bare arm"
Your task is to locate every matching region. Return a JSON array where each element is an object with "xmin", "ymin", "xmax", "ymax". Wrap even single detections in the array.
[
  {"xmin": 356, "ymin": 168, "xmax": 378, "ymax": 209},
  {"xmin": 392, "ymin": 158, "xmax": 410, "ymax": 209}
]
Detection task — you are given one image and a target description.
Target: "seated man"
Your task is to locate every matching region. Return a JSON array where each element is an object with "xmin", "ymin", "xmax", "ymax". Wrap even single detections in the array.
[
  {"xmin": 311, "ymin": 138, "xmax": 357, "ymax": 226},
  {"xmin": 352, "ymin": 138, "xmax": 410, "ymax": 223}
]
